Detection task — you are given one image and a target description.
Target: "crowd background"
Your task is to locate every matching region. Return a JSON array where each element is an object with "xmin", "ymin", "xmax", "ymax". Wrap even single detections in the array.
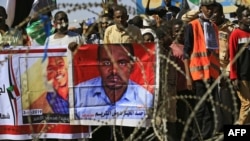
[{"xmin": 0, "ymin": 0, "xmax": 250, "ymax": 141}]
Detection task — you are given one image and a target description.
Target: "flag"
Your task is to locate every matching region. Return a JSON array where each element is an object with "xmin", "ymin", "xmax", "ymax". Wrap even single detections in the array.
[
  {"xmin": 29, "ymin": 0, "xmax": 57, "ymax": 17},
  {"xmin": 186, "ymin": 0, "xmax": 200, "ymax": 10},
  {"xmin": 136, "ymin": 0, "xmax": 165, "ymax": 15},
  {"xmin": 6, "ymin": 85, "xmax": 18, "ymax": 99},
  {"xmin": 185, "ymin": 0, "xmax": 237, "ymax": 13},
  {"xmin": 6, "ymin": 0, "xmax": 57, "ymax": 28},
  {"xmin": 6, "ymin": 0, "xmax": 34, "ymax": 28},
  {"xmin": 171, "ymin": 0, "xmax": 183, "ymax": 8}
]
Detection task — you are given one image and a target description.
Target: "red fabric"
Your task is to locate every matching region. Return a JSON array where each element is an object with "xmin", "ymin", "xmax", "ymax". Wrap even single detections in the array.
[
  {"xmin": 73, "ymin": 43, "xmax": 156, "ymax": 94},
  {"xmin": 0, "ymin": 124, "xmax": 88, "ymax": 135}
]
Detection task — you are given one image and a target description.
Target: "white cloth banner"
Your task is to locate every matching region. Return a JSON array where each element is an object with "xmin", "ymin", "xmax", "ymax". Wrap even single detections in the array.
[{"xmin": 0, "ymin": 46, "xmax": 90, "ymax": 140}]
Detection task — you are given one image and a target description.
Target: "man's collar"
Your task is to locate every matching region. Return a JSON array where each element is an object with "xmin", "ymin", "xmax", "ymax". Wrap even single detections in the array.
[{"xmin": 114, "ymin": 24, "xmax": 130, "ymax": 32}]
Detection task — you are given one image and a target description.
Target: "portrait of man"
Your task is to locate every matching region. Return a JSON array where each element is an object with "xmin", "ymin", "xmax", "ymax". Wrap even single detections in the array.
[
  {"xmin": 27, "ymin": 56, "xmax": 69, "ymax": 121},
  {"xmin": 73, "ymin": 43, "xmax": 154, "ymax": 120},
  {"xmin": 45, "ymin": 56, "xmax": 69, "ymax": 114}
]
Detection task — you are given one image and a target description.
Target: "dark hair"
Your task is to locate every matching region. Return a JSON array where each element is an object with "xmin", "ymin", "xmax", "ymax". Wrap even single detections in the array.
[
  {"xmin": 101, "ymin": 13, "xmax": 111, "ymax": 19},
  {"xmin": 236, "ymin": 6, "xmax": 247, "ymax": 20},
  {"xmin": 155, "ymin": 21, "xmax": 172, "ymax": 39},
  {"xmin": 113, "ymin": 5, "xmax": 128, "ymax": 15},
  {"xmin": 168, "ymin": 6, "xmax": 180, "ymax": 18},
  {"xmin": 214, "ymin": 2, "xmax": 223, "ymax": 14},
  {"xmin": 171, "ymin": 19, "xmax": 183, "ymax": 27},
  {"xmin": 131, "ymin": 15, "xmax": 143, "ymax": 28},
  {"xmin": 54, "ymin": 11, "xmax": 68, "ymax": 22},
  {"xmin": 170, "ymin": 19, "xmax": 184, "ymax": 43},
  {"xmin": 97, "ymin": 43, "xmax": 135, "ymax": 61},
  {"xmin": 0, "ymin": 6, "xmax": 7, "ymax": 19},
  {"xmin": 155, "ymin": 6, "xmax": 167, "ymax": 18}
]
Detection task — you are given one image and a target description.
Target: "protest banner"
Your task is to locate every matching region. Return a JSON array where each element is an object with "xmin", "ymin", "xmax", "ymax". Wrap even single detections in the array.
[
  {"xmin": 69, "ymin": 43, "xmax": 157, "ymax": 127},
  {"xmin": 0, "ymin": 46, "xmax": 90, "ymax": 140}
]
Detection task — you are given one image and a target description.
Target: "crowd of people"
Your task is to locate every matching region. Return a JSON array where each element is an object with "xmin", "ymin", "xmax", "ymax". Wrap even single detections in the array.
[{"xmin": 0, "ymin": 0, "xmax": 250, "ymax": 141}]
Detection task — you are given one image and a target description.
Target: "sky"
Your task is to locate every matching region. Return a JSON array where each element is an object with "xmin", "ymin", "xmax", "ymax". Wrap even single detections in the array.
[
  {"xmin": 52, "ymin": 0, "xmax": 137, "ymax": 27},
  {"xmin": 0, "ymin": 0, "xmax": 239, "ymax": 27},
  {"xmin": 0, "ymin": 0, "xmax": 137, "ymax": 27}
]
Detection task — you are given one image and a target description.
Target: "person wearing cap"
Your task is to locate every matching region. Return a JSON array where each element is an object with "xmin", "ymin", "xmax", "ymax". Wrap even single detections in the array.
[
  {"xmin": 183, "ymin": 0, "xmax": 220, "ymax": 140},
  {"xmin": 210, "ymin": 2, "xmax": 238, "ymax": 133},
  {"xmin": 142, "ymin": 28, "xmax": 156, "ymax": 42}
]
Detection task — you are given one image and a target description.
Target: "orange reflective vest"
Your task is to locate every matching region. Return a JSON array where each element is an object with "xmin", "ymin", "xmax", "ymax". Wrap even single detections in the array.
[{"xmin": 189, "ymin": 19, "xmax": 220, "ymax": 81}]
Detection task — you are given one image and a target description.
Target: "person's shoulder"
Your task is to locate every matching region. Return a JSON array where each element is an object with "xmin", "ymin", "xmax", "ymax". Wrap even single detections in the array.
[
  {"xmin": 181, "ymin": 10, "xmax": 200, "ymax": 23},
  {"xmin": 229, "ymin": 28, "xmax": 243, "ymax": 38},
  {"xmin": 128, "ymin": 24, "xmax": 141, "ymax": 31},
  {"xmin": 47, "ymin": 33, "xmax": 55, "ymax": 38},
  {"xmin": 128, "ymin": 24, "xmax": 142, "ymax": 37},
  {"xmin": 104, "ymin": 25, "xmax": 116, "ymax": 35},
  {"xmin": 224, "ymin": 19, "xmax": 237, "ymax": 30},
  {"xmin": 106, "ymin": 24, "xmax": 116, "ymax": 31},
  {"xmin": 67, "ymin": 31, "xmax": 81, "ymax": 37},
  {"xmin": 230, "ymin": 28, "xmax": 241, "ymax": 33},
  {"xmin": 190, "ymin": 18, "xmax": 200, "ymax": 24}
]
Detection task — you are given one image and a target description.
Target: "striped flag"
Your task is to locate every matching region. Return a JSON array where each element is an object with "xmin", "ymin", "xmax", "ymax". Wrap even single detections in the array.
[
  {"xmin": 177, "ymin": 0, "xmax": 237, "ymax": 19},
  {"xmin": 5, "ymin": 0, "xmax": 34, "ymax": 28},
  {"xmin": 7, "ymin": 85, "xmax": 19, "ymax": 99},
  {"xmin": 5, "ymin": 0, "xmax": 57, "ymax": 28},
  {"xmin": 186, "ymin": 0, "xmax": 200, "ymax": 10}
]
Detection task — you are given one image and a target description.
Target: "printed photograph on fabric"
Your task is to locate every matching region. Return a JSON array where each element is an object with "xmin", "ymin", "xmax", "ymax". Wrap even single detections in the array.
[
  {"xmin": 20, "ymin": 50, "xmax": 70, "ymax": 124},
  {"xmin": 71, "ymin": 43, "xmax": 156, "ymax": 126}
]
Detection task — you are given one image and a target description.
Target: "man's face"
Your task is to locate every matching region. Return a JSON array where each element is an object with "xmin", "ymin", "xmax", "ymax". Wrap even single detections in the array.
[
  {"xmin": 54, "ymin": 13, "xmax": 69, "ymax": 34},
  {"xmin": 172, "ymin": 24, "xmax": 184, "ymax": 43},
  {"xmin": 101, "ymin": 17, "xmax": 110, "ymax": 29},
  {"xmin": 143, "ymin": 33, "xmax": 154, "ymax": 42},
  {"xmin": 210, "ymin": 7, "xmax": 223, "ymax": 25},
  {"xmin": 113, "ymin": 10, "xmax": 128, "ymax": 29},
  {"xmin": 98, "ymin": 45, "xmax": 133, "ymax": 90},
  {"xmin": 200, "ymin": 5, "xmax": 214, "ymax": 19},
  {"xmin": 240, "ymin": 9, "xmax": 250, "ymax": 27},
  {"xmin": 47, "ymin": 57, "xmax": 68, "ymax": 90}
]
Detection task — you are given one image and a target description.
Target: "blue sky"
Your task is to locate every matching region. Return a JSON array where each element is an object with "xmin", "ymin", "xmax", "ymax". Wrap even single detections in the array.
[{"xmin": 0, "ymin": 0, "xmax": 136, "ymax": 27}]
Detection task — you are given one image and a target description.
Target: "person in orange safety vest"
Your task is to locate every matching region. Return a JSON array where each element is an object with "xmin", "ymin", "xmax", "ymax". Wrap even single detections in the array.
[{"xmin": 183, "ymin": 0, "xmax": 220, "ymax": 140}]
